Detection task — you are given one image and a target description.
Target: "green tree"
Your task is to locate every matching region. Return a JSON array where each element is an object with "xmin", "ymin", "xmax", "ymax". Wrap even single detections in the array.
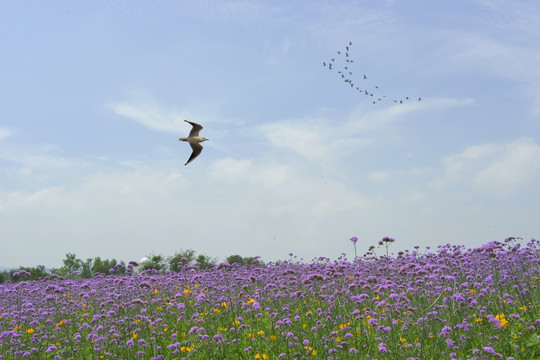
[
  {"xmin": 195, "ymin": 254, "xmax": 216, "ymax": 269},
  {"xmin": 169, "ymin": 249, "xmax": 197, "ymax": 271},
  {"xmin": 92, "ymin": 257, "xmax": 119, "ymax": 275},
  {"xmin": 92, "ymin": 257, "xmax": 104, "ymax": 275},
  {"xmin": 141, "ymin": 253, "xmax": 165, "ymax": 271},
  {"xmin": 62, "ymin": 253, "xmax": 82, "ymax": 276},
  {"xmin": 226, "ymin": 254, "xmax": 244, "ymax": 265},
  {"xmin": 80, "ymin": 258, "xmax": 93, "ymax": 278}
]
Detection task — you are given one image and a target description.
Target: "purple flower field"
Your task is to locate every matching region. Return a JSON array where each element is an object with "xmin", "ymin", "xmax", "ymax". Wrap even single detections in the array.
[{"xmin": 1, "ymin": 238, "xmax": 539, "ymax": 359}]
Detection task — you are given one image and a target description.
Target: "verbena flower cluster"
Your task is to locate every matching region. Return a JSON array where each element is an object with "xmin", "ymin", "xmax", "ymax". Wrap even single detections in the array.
[{"xmin": 1, "ymin": 238, "xmax": 539, "ymax": 359}]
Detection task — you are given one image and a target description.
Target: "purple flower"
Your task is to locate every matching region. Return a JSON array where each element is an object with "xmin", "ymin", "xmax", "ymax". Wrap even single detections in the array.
[
  {"xmin": 350, "ymin": 236, "xmax": 358, "ymax": 244},
  {"xmin": 439, "ymin": 325, "xmax": 452, "ymax": 337},
  {"xmin": 378, "ymin": 342, "xmax": 388, "ymax": 353}
]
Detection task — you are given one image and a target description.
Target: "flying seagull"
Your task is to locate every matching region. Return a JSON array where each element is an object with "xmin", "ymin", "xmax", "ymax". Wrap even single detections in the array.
[{"xmin": 179, "ymin": 120, "xmax": 209, "ymax": 165}]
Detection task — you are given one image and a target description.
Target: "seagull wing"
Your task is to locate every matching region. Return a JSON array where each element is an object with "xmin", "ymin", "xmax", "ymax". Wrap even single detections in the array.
[
  {"xmin": 185, "ymin": 143, "xmax": 203, "ymax": 166},
  {"xmin": 184, "ymin": 120, "xmax": 204, "ymax": 137}
]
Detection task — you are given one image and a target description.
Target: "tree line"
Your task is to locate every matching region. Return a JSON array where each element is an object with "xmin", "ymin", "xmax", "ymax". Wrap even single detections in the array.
[{"xmin": 0, "ymin": 250, "xmax": 261, "ymax": 284}]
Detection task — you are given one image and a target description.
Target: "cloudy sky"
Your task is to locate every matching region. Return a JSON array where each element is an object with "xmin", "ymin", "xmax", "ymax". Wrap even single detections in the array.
[{"xmin": 1, "ymin": 0, "xmax": 539, "ymax": 268}]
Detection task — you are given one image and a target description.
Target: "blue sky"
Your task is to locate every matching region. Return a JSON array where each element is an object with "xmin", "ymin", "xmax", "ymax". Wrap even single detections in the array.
[{"xmin": 1, "ymin": 0, "xmax": 539, "ymax": 268}]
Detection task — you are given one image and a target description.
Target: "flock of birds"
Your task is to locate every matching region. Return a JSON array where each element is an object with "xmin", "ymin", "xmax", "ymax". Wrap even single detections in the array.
[
  {"xmin": 180, "ymin": 42, "xmax": 423, "ymax": 166},
  {"xmin": 323, "ymin": 41, "xmax": 421, "ymax": 105}
]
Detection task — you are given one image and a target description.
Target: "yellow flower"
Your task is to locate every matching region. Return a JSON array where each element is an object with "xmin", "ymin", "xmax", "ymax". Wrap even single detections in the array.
[
  {"xmin": 304, "ymin": 346, "xmax": 317, "ymax": 355},
  {"xmin": 213, "ymin": 308, "xmax": 221, "ymax": 313},
  {"xmin": 400, "ymin": 337, "xmax": 406, "ymax": 343},
  {"xmin": 475, "ymin": 318, "xmax": 483, "ymax": 322},
  {"xmin": 496, "ymin": 314, "xmax": 508, "ymax": 327},
  {"xmin": 183, "ymin": 287, "xmax": 191, "ymax": 294},
  {"xmin": 470, "ymin": 289, "xmax": 476, "ymax": 294},
  {"xmin": 57, "ymin": 320, "xmax": 66, "ymax": 327},
  {"xmin": 132, "ymin": 333, "xmax": 138, "ymax": 339},
  {"xmin": 247, "ymin": 298, "xmax": 256, "ymax": 304},
  {"xmin": 151, "ymin": 289, "xmax": 158, "ymax": 295},
  {"xmin": 248, "ymin": 333, "xmax": 255, "ymax": 339},
  {"xmin": 254, "ymin": 354, "xmax": 269, "ymax": 359},
  {"xmin": 26, "ymin": 328, "xmax": 35, "ymax": 334},
  {"xmin": 269, "ymin": 335, "xmax": 277, "ymax": 341},
  {"xmin": 257, "ymin": 330, "xmax": 265, "ymax": 336},
  {"xmin": 221, "ymin": 302, "xmax": 228, "ymax": 309},
  {"xmin": 180, "ymin": 346, "xmax": 192, "ymax": 352}
]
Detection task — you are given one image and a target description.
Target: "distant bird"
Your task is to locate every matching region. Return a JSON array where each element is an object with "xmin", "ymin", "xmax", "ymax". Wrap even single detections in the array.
[
  {"xmin": 346, "ymin": 46, "xmax": 349, "ymax": 51},
  {"xmin": 346, "ymin": 52, "xmax": 349, "ymax": 57},
  {"xmin": 323, "ymin": 62, "xmax": 326, "ymax": 66},
  {"xmin": 363, "ymin": 75, "xmax": 367, "ymax": 79},
  {"xmin": 179, "ymin": 120, "xmax": 209, "ymax": 166},
  {"xmin": 418, "ymin": 97, "xmax": 422, "ymax": 101},
  {"xmin": 337, "ymin": 51, "xmax": 341, "ymax": 54},
  {"xmin": 331, "ymin": 58, "xmax": 335, "ymax": 62},
  {"xmin": 349, "ymin": 41, "xmax": 352, "ymax": 45}
]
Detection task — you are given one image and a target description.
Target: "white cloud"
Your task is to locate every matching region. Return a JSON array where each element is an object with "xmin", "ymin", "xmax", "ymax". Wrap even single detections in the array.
[
  {"xmin": 434, "ymin": 137, "xmax": 540, "ymax": 196},
  {"xmin": 258, "ymin": 118, "xmax": 371, "ymax": 179},
  {"xmin": 474, "ymin": 137, "xmax": 540, "ymax": 189},
  {"xmin": 367, "ymin": 171, "xmax": 391, "ymax": 182},
  {"xmin": 0, "ymin": 128, "xmax": 13, "ymax": 142},
  {"xmin": 210, "ymin": 157, "xmax": 290, "ymax": 190},
  {"xmin": 108, "ymin": 102, "xmax": 192, "ymax": 133},
  {"xmin": 474, "ymin": 0, "xmax": 540, "ymax": 35}
]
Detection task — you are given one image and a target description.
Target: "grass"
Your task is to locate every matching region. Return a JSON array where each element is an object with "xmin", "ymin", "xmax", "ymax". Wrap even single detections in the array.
[{"xmin": 1, "ymin": 237, "xmax": 539, "ymax": 359}]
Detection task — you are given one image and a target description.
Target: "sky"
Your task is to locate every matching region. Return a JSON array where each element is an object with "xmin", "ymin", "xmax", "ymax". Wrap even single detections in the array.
[{"xmin": 1, "ymin": 0, "xmax": 540, "ymax": 269}]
